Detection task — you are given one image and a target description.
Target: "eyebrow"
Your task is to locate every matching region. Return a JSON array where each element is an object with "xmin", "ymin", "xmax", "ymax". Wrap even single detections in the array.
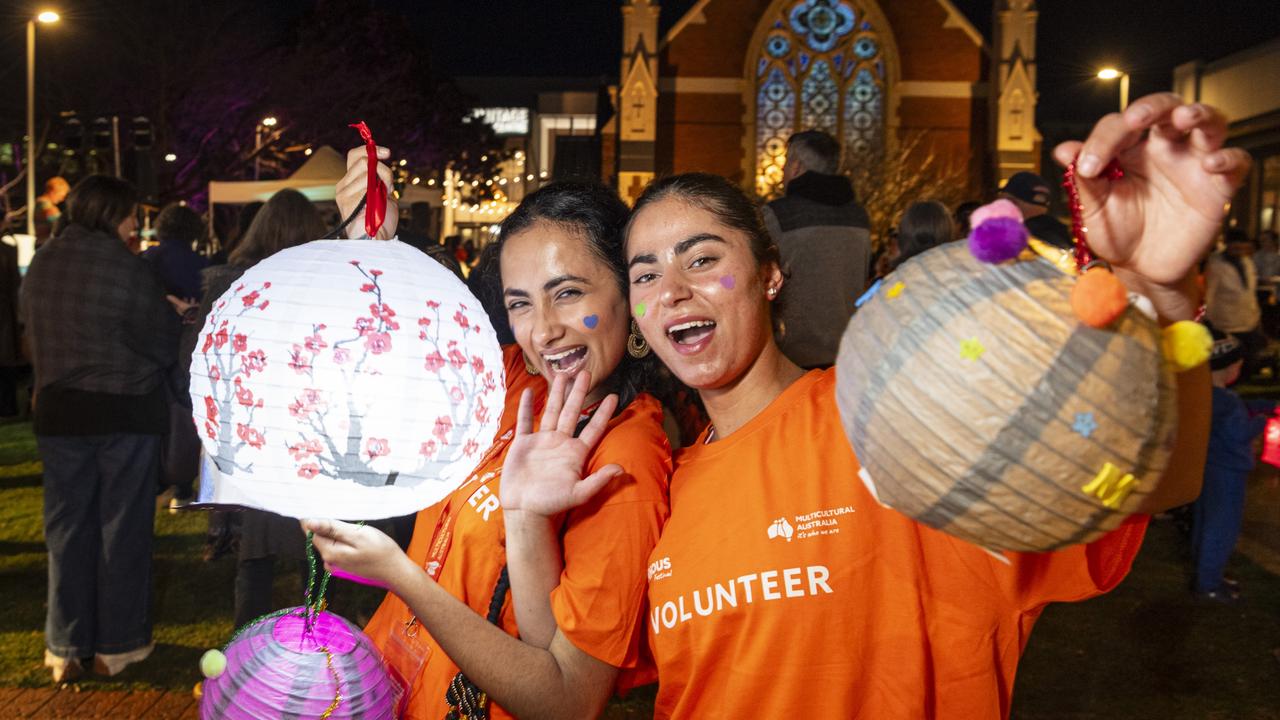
[
  {"xmin": 627, "ymin": 233, "xmax": 727, "ymax": 269},
  {"xmin": 502, "ymin": 274, "xmax": 591, "ymax": 298}
]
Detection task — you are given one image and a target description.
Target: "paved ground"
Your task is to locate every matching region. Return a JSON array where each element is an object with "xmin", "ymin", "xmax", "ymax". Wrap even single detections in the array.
[{"xmin": 0, "ymin": 686, "xmax": 652, "ymax": 719}]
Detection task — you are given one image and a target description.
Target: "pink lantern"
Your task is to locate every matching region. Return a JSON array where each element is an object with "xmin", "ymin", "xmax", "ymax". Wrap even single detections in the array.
[
  {"xmin": 199, "ymin": 609, "xmax": 398, "ymax": 719},
  {"xmin": 189, "ymin": 239, "xmax": 504, "ymax": 520}
]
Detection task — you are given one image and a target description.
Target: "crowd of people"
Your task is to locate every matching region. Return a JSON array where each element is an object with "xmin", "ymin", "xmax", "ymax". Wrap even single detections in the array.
[{"xmin": 16, "ymin": 92, "xmax": 1268, "ymax": 717}]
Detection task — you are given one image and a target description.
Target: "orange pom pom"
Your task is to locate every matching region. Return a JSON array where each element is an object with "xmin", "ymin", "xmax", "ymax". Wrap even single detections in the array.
[{"xmin": 1071, "ymin": 266, "xmax": 1128, "ymax": 328}]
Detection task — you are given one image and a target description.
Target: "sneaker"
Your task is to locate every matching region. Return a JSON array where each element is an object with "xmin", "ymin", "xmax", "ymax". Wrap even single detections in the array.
[
  {"xmin": 93, "ymin": 643, "xmax": 155, "ymax": 676},
  {"xmin": 44, "ymin": 650, "xmax": 83, "ymax": 684},
  {"xmin": 1192, "ymin": 588, "xmax": 1241, "ymax": 605}
]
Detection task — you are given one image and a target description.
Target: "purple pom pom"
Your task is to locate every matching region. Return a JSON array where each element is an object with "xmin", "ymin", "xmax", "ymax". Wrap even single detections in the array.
[{"xmin": 968, "ymin": 217, "xmax": 1029, "ymax": 264}]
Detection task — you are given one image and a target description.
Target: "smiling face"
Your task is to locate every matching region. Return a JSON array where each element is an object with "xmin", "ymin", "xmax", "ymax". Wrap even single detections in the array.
[
  {"xmin": 501, "ymin": 219, "xmax": 629, "ymax": 404},
  {"xmin": 626, "ymin": 196, "xmax": 782, "ymax": 390}
]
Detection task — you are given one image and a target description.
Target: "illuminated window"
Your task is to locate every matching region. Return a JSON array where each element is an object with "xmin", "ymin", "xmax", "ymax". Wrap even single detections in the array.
[{"xmin": 754, "ymin": 0, "xmax": 885, "ymax": 198}]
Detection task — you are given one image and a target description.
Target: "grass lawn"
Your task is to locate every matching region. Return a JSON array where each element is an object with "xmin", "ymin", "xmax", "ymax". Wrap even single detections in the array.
[{"xmin": 2, "ymin": 419, "xmax": 1278, "ymax": 717}]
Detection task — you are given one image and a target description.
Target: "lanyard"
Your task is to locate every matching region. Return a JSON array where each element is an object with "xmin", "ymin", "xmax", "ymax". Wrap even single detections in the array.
[{"xmin": 403, "ymin": 425, "xmax": 516, "ymax": 635}]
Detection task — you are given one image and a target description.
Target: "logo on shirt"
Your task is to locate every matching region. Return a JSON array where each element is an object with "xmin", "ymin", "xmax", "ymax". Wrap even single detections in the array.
[
  {"xmin": 767, "ymin": 517, "xmax": 794, "ymax": 542},
  {"xmin": 648, "ymin": 556, "xmax": 672, "ymax": 582},
  {"xmin": 770, "ymin": 506, "xmax": 855, "ymax": 542}
]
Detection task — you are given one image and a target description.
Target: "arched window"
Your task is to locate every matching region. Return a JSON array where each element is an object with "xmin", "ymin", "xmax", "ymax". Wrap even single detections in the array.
[{"xmin": 754, "ymin": 0, "xmax": 886, "ymax": 198}]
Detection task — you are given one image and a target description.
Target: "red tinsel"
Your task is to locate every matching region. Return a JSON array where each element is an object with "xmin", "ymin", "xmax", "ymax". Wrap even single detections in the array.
[{"xmin": 1062, "ymin": 157, "xmax": 1125, "ymax": 272}]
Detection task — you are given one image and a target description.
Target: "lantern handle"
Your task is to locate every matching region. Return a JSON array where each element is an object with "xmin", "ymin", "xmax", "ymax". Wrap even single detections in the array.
[{"xmin": 323, "ymin": 196, "xmax": 366, "ymax": 240}]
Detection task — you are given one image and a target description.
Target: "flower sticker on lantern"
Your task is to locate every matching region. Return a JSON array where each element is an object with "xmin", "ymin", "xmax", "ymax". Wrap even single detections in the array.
[{"xmin": 189, "ymin": 239, "xmax": 504, "ymax": 521}]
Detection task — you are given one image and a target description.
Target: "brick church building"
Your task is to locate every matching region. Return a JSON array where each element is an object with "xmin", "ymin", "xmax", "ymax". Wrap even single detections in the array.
[{"xmin": 608, "ymin": 0, "xmax": 1040, "ymax": 205}]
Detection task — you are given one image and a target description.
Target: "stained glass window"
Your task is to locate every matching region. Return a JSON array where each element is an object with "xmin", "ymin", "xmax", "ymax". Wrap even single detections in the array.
[{"xmin": 754, "ymin": 0, "xmax": 886, "ymax": 198}]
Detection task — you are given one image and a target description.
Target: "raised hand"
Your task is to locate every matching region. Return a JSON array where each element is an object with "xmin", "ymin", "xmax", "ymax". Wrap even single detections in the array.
[
  {"xmin": 336, "ymin": 145, "xmax": 398, "ymax": 239},
  {"xmin": 301, "ymin": 518, "xmax": 410, "ymax": 590},
  {"xmin": 1053, "ymin": 93, "xmax": 1251, "ymax": 296},
  {"xmin": 499, "ymin": 371, "xmax": 622, "ymax": 519}
]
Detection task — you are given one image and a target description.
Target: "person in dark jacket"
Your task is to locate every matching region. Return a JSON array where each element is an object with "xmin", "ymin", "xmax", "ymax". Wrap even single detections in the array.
[
  {"xmin": 142, "ymin": 203, "xmax": 208, "ymax": 301},
  {"xmin": 22, "ymin": 175, "xmax": 181, "ymax": 682},
  {"xmin": 762, "ymin": 130, "xmax": 871, "ymax": 368},
  {"xmin": 1192, "ymin": 328, "xmax": 1274, "ymax": 602}
]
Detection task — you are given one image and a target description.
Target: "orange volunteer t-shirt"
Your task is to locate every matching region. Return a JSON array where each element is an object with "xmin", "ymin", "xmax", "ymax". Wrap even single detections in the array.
[
  {"xmin": 646, "ymin": 369, "xmax": 1148, "ymax": 719},
  {"xmin": 364, "ymin": 344, "xmax": 672, "ymax": 720}
]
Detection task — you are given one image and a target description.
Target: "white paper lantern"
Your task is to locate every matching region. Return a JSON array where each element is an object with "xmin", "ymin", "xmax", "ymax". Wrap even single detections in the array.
[{"xmin": 189, "ymin": 239, "xmax": 504, "ymax": 520}]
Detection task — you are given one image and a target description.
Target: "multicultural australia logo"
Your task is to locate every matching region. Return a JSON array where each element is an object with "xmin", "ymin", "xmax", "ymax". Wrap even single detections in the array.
[{"xmin": 767, "ymin": 517, "xmax": 795, "ymax": 542}]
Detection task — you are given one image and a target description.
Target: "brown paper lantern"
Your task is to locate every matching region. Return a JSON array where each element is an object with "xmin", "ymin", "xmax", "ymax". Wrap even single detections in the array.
[{"xmin": 835, "ymin": 241, "xmax": 1177, "ymax": 552}]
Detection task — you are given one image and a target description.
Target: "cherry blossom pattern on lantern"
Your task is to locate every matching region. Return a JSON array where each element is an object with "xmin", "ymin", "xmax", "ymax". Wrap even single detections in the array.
[
  {"xmin": 196, "ymin": 280, "xmax": 273, "ymax": 475},
  {"xmin": 417, "ymin": 298, "xmax": 497, "ymax": 462},
  {"xmin": 276, "ymin": 262, "xmax": 499, "ymax": 486}
]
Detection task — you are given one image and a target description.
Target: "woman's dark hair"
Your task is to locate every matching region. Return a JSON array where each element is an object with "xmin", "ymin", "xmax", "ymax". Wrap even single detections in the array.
[
  {"xmin": 229, "ymin": 189, "xmax": 325, "ymax": 267},
  {"xmin": 627, "ymin": 173, "xmax": 780, "ymax": 271},
  {"xmin": 155, "ymin": 203, "xmax": 204, "ymax": 247},
  {"xmin": 495, "ymin": 181, "xmax": 657, "ymax": 413},
  {"xmin": 65, "ymin": 175, "xmax": 139, "ymax": 237},
  {"xmin": 894, "ymin": 200, "xmax": 954, "ymax": 268}
]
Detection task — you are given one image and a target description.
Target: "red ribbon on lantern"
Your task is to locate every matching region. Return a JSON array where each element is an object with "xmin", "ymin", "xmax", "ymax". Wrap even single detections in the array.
[
  {"xmin": 1262, "ymin": 411, "xmax": 1280, "ymax": 469},
  {"xmin": 350, "ymin": 121, "xmax": 386, "ymax": 239}
]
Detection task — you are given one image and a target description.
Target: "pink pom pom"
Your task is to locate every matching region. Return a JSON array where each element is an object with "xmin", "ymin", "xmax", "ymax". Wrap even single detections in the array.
[
  {"xmin": 969, "ymin": 217, "xmax": 1029, "ymax": 263},
  {"xmin": 962, "ymin": 197, "xmax": 1024, "ymax": 228},
  {"xmin": 969, "ymin": 199, "xmax": 1023, "ymax": 228}
]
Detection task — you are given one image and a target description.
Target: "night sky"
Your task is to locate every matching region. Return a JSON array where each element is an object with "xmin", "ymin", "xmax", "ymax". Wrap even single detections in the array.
[{"xmin": 0, "ymin": 1, "xmax": 1275, "ymax": 138}]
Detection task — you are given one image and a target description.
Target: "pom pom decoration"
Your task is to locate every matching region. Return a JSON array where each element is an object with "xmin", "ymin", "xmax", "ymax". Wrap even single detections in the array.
[
  {"xmin": 198, "ymin": 609, "xmax": 398, "ymax": 719},
  {"xmin": 836, "ymin": 241, "xmax": 1177, "ymax": 552},
  {"xmin": 200, "ymin": 649, "xmax": 227, "ymax": 679},
  {"xmin": 188, "ymin": 239, "xmax": 504, "ymax": 521},
  {"xmin": 1160, "ymin": 321, "xmax": 1213, "ymax": 372},
  {"xmin": 1071, "ymin": 264, "xmax": 1129, "ymax": 328},
  {"xmin": 968, "ymin": 217, "xmax": 1029, "ymax": 264}
]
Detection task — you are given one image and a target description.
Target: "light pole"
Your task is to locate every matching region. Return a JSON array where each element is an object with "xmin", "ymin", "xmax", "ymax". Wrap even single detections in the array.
[
  {"xmin": 254, "ymin": 116, "xmax": 277, "ymax": 180},
  {"xmin": 25, "ymin": 9, "xmax": 60, "ymax": 238},
  {"xmin": 1097, "ymin": 68, "xmax": 1129, "ymax": 112}
]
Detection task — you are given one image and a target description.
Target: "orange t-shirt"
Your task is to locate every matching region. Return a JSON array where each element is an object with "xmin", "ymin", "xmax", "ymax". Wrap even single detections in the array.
[
  {"xmin": 364, "ymin": 344, "xmax": 672, "ymax": 720},
  {"xmin": 647, "ymin": 369, "xmax": 1148, "ymax": 719}
]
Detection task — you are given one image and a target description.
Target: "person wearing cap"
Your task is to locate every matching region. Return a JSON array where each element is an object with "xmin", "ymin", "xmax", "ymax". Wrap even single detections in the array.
[
  {"xmin": 1205, "ymin": 228, "xmax": 1266, "ymax": 379},
  {"xmin": 1192, "ymin": 327, "xmax": 1274, "ymax": 602},
  {"xmin": 998, "ymin": 171, "xmax": 1073, "ymax": 250}
]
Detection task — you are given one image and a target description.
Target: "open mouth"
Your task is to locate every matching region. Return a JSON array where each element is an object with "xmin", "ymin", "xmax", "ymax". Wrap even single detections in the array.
[
  {"xmin": 542, "ymin": 346, "xmax": 588, "ymax": 374},
  {"xmin": 667, "ymin": 320, "xmax": 716, "ymax": 350}
]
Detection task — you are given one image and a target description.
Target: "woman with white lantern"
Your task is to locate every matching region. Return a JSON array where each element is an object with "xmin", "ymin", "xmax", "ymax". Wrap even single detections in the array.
[
  {"xmin": 492, "ymin": 94, "xmax": 1251, "ymax": 717},
  {"xmin": 307, "ymin": 153, "xmax": 671, "ymax": 720}
]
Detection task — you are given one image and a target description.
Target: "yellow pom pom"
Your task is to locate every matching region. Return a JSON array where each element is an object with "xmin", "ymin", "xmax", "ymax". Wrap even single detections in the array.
[
  {"xmin": 1161, "ymin": 321, "xmax": 1212, "ymax": 371},
  {"xmin": 200, "ymin": 648, "xmax": 227, "ymax": 679}
]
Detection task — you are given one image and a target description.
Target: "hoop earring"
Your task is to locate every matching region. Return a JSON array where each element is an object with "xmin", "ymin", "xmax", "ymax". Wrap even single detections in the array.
[
  {"xmin": 523, "ymin": 352, "xmax": 540, "ymax": 375},
  {"xmin": 627, "ymin": 320, "xmax": 650, "ymax": 359}
]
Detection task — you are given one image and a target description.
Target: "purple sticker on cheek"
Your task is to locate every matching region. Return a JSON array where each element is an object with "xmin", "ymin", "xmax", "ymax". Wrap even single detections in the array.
[
  {"xmin": 583, "ymin": 314, "xmax": 599, "ymax": 330},
  {"xmin": 719, "ymin": 275, "xmax": 736, "ymax": 290}
]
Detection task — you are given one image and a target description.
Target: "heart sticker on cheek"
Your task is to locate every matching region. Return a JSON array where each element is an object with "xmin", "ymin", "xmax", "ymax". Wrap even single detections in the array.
[
  {"xmin": 634, "ymin": 302, "xmax": 647, "ymax": 318},
  {"xmin": 719, "ymin": 275, "xmax": 736, "ymax": 290},
  {"xmin": 583, "ymin": 314, "xmax": 599, "ymax": 330}
]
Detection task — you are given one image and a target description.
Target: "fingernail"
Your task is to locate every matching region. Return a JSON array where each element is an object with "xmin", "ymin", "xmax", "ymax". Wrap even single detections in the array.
[{"xmin": 1079, "ymin": 154, "xmax": 1101, "ymax": 178}]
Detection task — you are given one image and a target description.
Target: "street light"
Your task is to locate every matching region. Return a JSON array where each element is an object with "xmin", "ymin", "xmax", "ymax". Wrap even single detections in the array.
[
  {"xmin": 1097, "ymin": 68, "xmax": 1130, "ymax": 111},
  {"xmin": 25, "ymin": 9, "xmax": 60, "ymax": 238},
  {"xmin": 254, "ymin": 116, "xmax": 279, "ymax": 180}
]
